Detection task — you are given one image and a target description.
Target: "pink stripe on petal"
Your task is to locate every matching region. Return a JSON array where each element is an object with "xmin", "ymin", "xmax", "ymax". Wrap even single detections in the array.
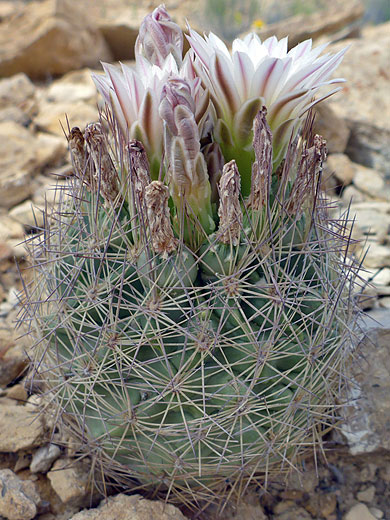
[{"xmin": 211, "ymin": 52, "xmax": 241, "ymax": 117}]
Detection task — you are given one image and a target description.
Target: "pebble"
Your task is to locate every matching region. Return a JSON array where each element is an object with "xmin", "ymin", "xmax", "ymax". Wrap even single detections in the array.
[
  {"xmin": 30, "ymin": 443, "xmax": 61, "ymax": 474},
  {"xmin": 47, "ymin": 458, "xmax": 92, "ymax": 507},
  {"xmin": 0, "ymin": 404, "xmax": 45, "ymax": 452},
  {"xmin": 369, "ymin": 508, "xmax": 384, "ymax": 519},
  {"xmin": 0, "ymin": 469, "xmax": 40, "ymax": 520},
  {"xmin": 344, "ymin": 503, "xmax": 378, "ymax": 520},
  {"xmin": 356, "ymin": 485, "xmax": 376, "ymax": 503},
  {"xmin": 69, "ymin": 493, "xmax": 188, "ymax": 520}
]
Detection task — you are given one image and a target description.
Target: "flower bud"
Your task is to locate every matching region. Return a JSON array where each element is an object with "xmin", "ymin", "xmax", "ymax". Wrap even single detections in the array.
[
  {"xmin": 217, "ymin": 160, "xmax": 242, "ymax": 246},
  {"xmin": 135, "ymin": 4, "xmax": 183, "ymax": 67}
]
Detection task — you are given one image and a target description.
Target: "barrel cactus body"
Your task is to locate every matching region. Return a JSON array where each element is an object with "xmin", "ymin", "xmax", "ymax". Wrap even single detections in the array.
[{"xmin": 24, "ymin": 6, "xmax": 358, "ymax": 510}]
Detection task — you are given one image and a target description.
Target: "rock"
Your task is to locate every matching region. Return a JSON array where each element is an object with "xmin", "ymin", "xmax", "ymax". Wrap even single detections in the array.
[
  {"xmin": 362, "ymin": 242, "xmax": 390, "ymax": 269},
  {"xmin": 305, "ymin": 493, "xmax": 337, "ymax": 518},
  {"xmin": 0, "ymin": 216, "xmax": 26, "ymax": 242},
  {"xmin": 69, "ymin": 493, "xmax": 188, "ymax": 520},
  {"xmin": 273, "ymin": 501, "xmax": 312, "ymax": 520},
  {"xmin": 347, "ymin": 202, "xmax": 390, "ymax": 238},
  {"xmin": 32, "ymin": 177, "xmax": 70, "ymax": 206},
  {"xmin": 35, "ymin": 133, "xmax": 68, "ymax": 171},
  {"xmin": 344, "ymin": 503, "xmax": 377, "ymax": 520},
  {"xmin": 327, "ymin": 23, "xmax": 390, "ymax": 176},
  {"xmin": 253, "ymin": 0, "xmax": 364, "ymax": 48},
  {"xmin": 0, "ymin": 330, "xmax": 28, "ymax": 387},
  {"xmin": 30, "ymin": 444, "xmax": 61, "ymax": 474},
  {"xmin": 0, "ymin": 122, "xmax": 39, "ymax": 208},
  {"xmin": 45, "ymin": 69, "xmax": 98, "ymax": 105},
  {"xmin": 356, "ymin": 485, "xmax": 376, "ymax": 503},
  {"xmin": 0, "ymin": 469, "xmax": 40, "ymax": 520},
  {"xmin": 47, "ymin": 458, "xmax": 92, "ymax": 507},
  {"xmin": 6, "ymin": 384, "xmax": 28, "ymax": 402},
  {"xmin": 326, "ymin": 153, "xmax": 355, "ymax": 185},
  {"xmin": 0, "ymin": 105, "xmax": 32, "ymax": 125},
  {"xmin": 98, "ymin": 9, "xmax": 150, "ymax": 61},
  {"xmin": 353, "ymin": 164, "xmax": 389, "ymax": 201},
  {"xmin": 379, "ymin": 297, "xmax": 390, "ymax": 309},
  {"xmin": 0, "ymin": 73, "xmax": 36, "ymax": 112},
  {"xmin": 340, "ymin": 317, "xmax": 390, "ymax": 454},
  {"xmin": 0, "ymin": 0, "xmax": 112, "ymax": 79},
  {"xmin": 369, "ymin": 507, "xmax": 384, "ymax": 519},
  {"xmin": 0, "ymin": 404, "xmax": 45, "ymax": 452},
  {"xmin": 342, "ymin": 185, "xmax": 366, "ymax": 204},
  {"xmin": 35, "ymin": 101, "xmax": 99, "ymax": 137},
  {"xmin": 314, "ymin": 102, "xmax": 351, "ymax": 154},
  {"xmin": 9, "ymin": 200, "xmax": 45, "ymax": 229}
]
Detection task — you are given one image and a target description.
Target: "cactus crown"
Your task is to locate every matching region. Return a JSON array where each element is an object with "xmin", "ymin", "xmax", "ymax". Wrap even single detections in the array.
[{"xmin": 22, "ymin": 5, "xmax": 359, "ymax": 514}]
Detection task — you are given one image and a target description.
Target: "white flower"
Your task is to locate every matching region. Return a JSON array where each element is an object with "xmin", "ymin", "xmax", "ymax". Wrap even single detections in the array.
[{"xmin": 187, "ymin": 28, "xmax": 346, "ymax": 192}]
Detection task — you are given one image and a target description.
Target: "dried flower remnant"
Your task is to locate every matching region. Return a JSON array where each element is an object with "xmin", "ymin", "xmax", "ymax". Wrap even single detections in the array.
[
  {"xmin": 145, "ymin": 181, "xmax": 178, "ymax": 256},
  {"xmin": 287, "ymin": 134, "xmax": 327, "ymax": 217},
  {"xmin": 217, "ymin": 160, "xmax": 242, "ymax": 245},
  {"xmin": 248, "ymin": 108, "xmax": 273, "ymax": 210},
  {"xmin": 127, "ymin": 139, "xmax": 152, "ymax": 209},
  {"xmin": 84, "ymin": 122, "xmax": 120, "ymax": 205}
]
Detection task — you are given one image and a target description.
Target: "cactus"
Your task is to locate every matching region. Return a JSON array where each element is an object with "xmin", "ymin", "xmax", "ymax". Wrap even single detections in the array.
[{"xmin": 23, "ymin": 6, "xmax": 358, "ymax": 512}]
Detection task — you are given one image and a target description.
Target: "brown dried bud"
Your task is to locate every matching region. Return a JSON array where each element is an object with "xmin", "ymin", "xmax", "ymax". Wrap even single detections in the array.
[
  {"xmin": 145, "ymin": 181, "xmax": 178, "ymax": 257},
  {"xmin": 217, "ymin": 160, "xmax": 242, "ymax": 246},
  {"xmin": 127, "ymin": 139, "xmax": 151, "ymax": 209},
  {"xmin": 287, "ymin": 134, "xmax": 327, "ymax": 216},
  {"xmin": 68, "ymin": 127, "xmax": 85, "ymax": 177},
  {"xmin": 84, "ymin": 123, "xmax": 120, "ymax": 205},
  {"xmin": 248, "ymin": 107, "xmax": 273, "ymax": 210}
]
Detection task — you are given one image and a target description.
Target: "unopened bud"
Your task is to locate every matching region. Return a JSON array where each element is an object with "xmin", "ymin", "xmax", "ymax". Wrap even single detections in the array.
[
  {"xmin": 217, "ymin": 160, "xmax": 242, "ymax": 245},
  {"xmin": 203, "ymin": 142, "xmax": 224, "ymax": 203},
  {"xmin": 135, "ymin": 4, "xmax": 183, "ymax": 67},
  {"xmin": 145, "ymin": 181, "xmax": 178, "ymax": 256},
  {"xmin": 84, "ymin": 123, "xmax": 121, "ymax": 205}
]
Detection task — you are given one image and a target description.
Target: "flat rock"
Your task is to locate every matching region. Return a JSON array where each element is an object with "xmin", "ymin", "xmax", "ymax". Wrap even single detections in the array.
[
  {"xmin": 0, "ymin": 73, "xmax": 36, "ymax": 111},
  {"xmin": 9, "ymin": 200, "xmax": 45, "ymax": 229},
  {"xmin": 35, "ymin": 132, "xmax": 68, "ymax": 171},
  {"xmin": 47, "ymin": 458, "xmax": 92, "ymax": 507},
  {"xmin": 325, "ymin": 153, "xmax": 355, "ymax": 185},
  {"xmin": 0, "ymin": 469, "xmax": 40, "ymax": 520},
  {"xmin": 328, "ymin": 23, "xmax": 390, "ymax": 176},
  {"xmin": 341, "ymin": 313, "xmax": 390, "ymax": 454},
  {"xmin": 0, "ymin": 121, "xmax": 39, "ymax": 208},
  {"xmin": 0, "ymin": 404, "xmax": 45, "ymax": 452},
  {"xmin": 0, "ymin": 0, "xmax": 112, "ymax": 79},
  {"xmin": 35, "ymin": 101, "xmax": 99, "ymax": 136},
  {"xmin": 45, "ymin": 69, "xmax": 98, "ymax": 104},
  {"xmin": 344, "ymin": 503, "xmax": 376, "ymax": 520},
  {"xmin": 0, "ymin": 329, "xmax": 28, "ymax": 387},
  {"xmin": 30, "ymin": 443, "xmax": 61, "ymax": 474},
  {"xmin": 353, "ymin": 164, "xmax": 390, "ymax": 201},
  {"xmin": 69, "ymin": 493, "xmax": 187, "ymax": 520},
  {"xmin": 314, "ymin": 102, "xmax": 351, "ymax": 154}
]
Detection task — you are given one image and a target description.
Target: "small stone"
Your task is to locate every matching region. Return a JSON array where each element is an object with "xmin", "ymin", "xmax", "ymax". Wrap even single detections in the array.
[
  {"xmin": 356, "ymin": 485, "xmax": 376, "ymax": 503},
  {"xmin": 30, "ymin": 444, "xmax": 61, "ymax": 474},
  {"xmin": 379, "ymin": 296, "xmax": 390, "ymax": 308},
  {"xmin": 305, "ymin": 493, "xmax": 337, "ymax": 518},
  {"xmin": 326, "ymin": 153, "xmax": 355, "ymax": 185},
  {"xmin": 0, "ymin": 216, "xmax": 25, "ymax": 241},
  {"xmin": 0, "ymin": 331, "xmax": 28, "ymax": 387},
  {"xmin": 9, "ymin": 200, "xmax": 44, "ymax": 229},
  {"xmin": 342, "ymin": 185, "xmax": 366, "ymax": 204},
  {"xmin": 47, "ymin": 458, "xmax": 91, "ymax": 507},
  {"xmin": 0, "ymin": 73, "xmax": 35, "ymax": 110},
  {"xmin": 369, "ymin": 507, "xmax": 383, "ymax": 519},
  {"xmin": 0, "ymin": 121, "xmax": 38, "ymax": 208},
  {"xmin": 35, "ymin": 101, "xmax": 99, "ymax": 136},
  {"xmin": 35, "ymin": 132, "xmax": 67, "ymax": 170},
  {"xmin": 353, "ymin": 164, "xmax": 389, "ymax": 201},
  {"xmin": 6, "ymin": 384, "xmax": 28, "ymax": 402},
  {"xmin": 344, "ymin": 503, "xmax": 377, "ymax": 520},
  {"xmin": 69, "ymin": 493, "xmax": 188, "ymax": 520},
  {"xmin": 0, "ymin": 469, "xmax": 40, "ymax": 520},
  {"xmin": 0, "ymin": 404, "xmax": 45, "ymax": 452},
  {"xmin": 363, "ymin": 242, "xmax": 390, "ymax": 269},
  {"xmin": 45, "ymin": 69, "xmax": 98, "ymax": 104},
  {"xmin": 314, "ymin": 102, "xmax": 351, "ymax": 154}
]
